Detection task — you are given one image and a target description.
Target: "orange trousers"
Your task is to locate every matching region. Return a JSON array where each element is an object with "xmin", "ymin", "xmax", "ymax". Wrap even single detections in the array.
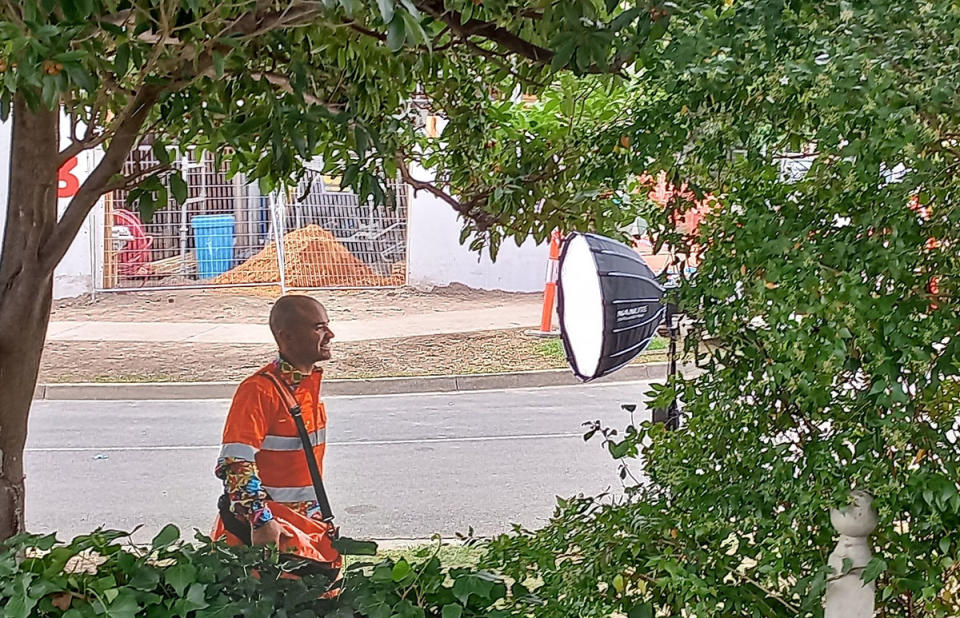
[{"xmin": 213, "ymin": 501, "xmax": 342, "ymax": 591}]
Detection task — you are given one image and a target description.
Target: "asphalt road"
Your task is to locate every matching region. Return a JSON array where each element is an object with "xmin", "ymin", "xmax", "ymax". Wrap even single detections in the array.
[{"xmin": 25, "ymin": 382, "xmax": 652, "ymax": 543}]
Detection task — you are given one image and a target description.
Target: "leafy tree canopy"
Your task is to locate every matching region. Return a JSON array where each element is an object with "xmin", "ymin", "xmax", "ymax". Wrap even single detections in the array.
[{"xmin": 473, "ymin": 1, "xmax": 960, "ymax": 616}]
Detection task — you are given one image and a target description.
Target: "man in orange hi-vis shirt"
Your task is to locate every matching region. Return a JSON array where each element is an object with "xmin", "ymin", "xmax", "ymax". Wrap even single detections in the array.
[{"xmin": 212, "ymin": 294, "xmax": 342, "ymax": 587}]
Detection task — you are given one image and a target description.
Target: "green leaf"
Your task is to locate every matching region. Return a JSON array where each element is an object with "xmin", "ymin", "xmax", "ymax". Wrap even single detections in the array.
[
  {"xmin": 392, "ymin": 558, "xmax": 412, "ymax": 582},
  {"xmin": 354, "ymin": 126, "xmax": 370, "ymax": 155},
  {"xmin": 376, "ymin": 0, "xmax": 394, "ymax": 23},
  {"xmin": 648, "ymin": 19, "xmax": 667, "ymax": 42},
  {"xmin": 862, "ymin": 557, "xmax": 887, "ymax": 584},
  {"xmin": 152, "ymin": 141, "xmax": 171, "ymax": 165},
  {"xmin": 212, "ymin": 51, "xmax": 225, "ymax": 78},
  {"xmin": 163, "ymin": 562, "xmax": 196, "ymax": 596},
  {"xmin": 169, "ymin": 173, "xmax": 188, "ymax": 205},
  {"xmin": 34, "ymin": 533, "xmax": 58, "ymax": 551},
  {"xmin": 180, "ymin": 583, "xmax": 209, "ymax": 612},
  {"xmin": 609, "ymin": 7, "xmax": 642, "ymax": 32},
  {"xmin": 627, "ymin": 603, "xmax": 653, "ymax": 618},
  {"xmin": 460, "ymin": 2, "xmax": 473, "ymax": 25},
  {"xmin": 41, "ymin": 76, "xmax": 59, "ymax": 109},
  {"xmin": 399, "ymin": 0, "xmax": 421, "ymax": 19},
  {"xmin": 331, "ymin": 536, "xmax": 378, "ymax": 556},
  {"xmin": 441, "ymin": 605, "xmax": 463, "ymax": 618},
  {"xmin": 341, "ymin": 164, "xmax": 359, "ymax": 189},
  {"xmin": 42, "ymin": 547, "xmax": 78, "ymax": 578},
  {"xmin": 370, "ymin": 563, "xmax": 393, "ymax": 583},
  {"xmin": 452, "ymin": 573, "xmax": 496, "ymax": 605},
  {"xmin": 401, "ymin": 9, "xmax": 428, "ymax": 48},
  {"xmin": 106, "ymin": 589, "xmax": 140, "ymax": 618},
  {"xmin": 51, "ymin": 51, "xmax": 86, "ymax": 63},
  {"xmin": 4, "ymin": 580, "xmax": 39, "ymax": 618},
  {"xmin": 339, "ymin": 0, "xmax": 359, "ymax": 17},
  {"xmin": 135, "ymin": 191, "xmax": 156, "ymax": 223},
  {"xmin": 387, "ymin": 18, "xmax": 405, "ymax": 52},
  {"xmin": 151, "ymin": 524, "xmax": 179, "ymax": 549},
  {"xmin": 841, "ymin": 557, "xmax": 853, "ymax": 575},
  {"xmin": 115, "ymin": 43, "xmax": 130, "ymax": 77},
  {"xmin": 128, "ymin": 565, "xmax": 161, "ymax": 591},
  {"xmin": 66, "ymin": 65, "xmax": 96, "ymax": 92},
  {"xmin": 392, "ymin": 599, "xmax": 425, "ymax": 618},
  {"xmin": 61, "ymin": 0, "xmax": 94, "ymax": 21}
]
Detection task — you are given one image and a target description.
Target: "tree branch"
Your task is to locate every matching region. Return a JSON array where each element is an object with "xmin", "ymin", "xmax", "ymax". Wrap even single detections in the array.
[
  {"xmin": 463, "ymin": 40, "xmax": 549, "ymax": 88},
  {"xmin": 248, "ymin": 72, "xmax": 344, "ymax": 113},
  {"xmin": 395, "ymin": 155, "xmax": 497, "ymax": 231},
  {"xmin": 101, "ymin": 162, "xmax": 175, "ymax": 194},
  {"xmin": 413, "ymin": 0, "xmax": 554, "ymax": 65},
  {"xmin": 40, "ymin": 86, "xmax": 162, "ymax": 273},
  {"xmin": 346, "ymin": 20, "xmax": 386, "ymax": 42}
]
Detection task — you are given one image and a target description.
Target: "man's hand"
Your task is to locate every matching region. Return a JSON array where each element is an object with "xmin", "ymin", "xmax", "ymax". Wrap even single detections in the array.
[{"xmin": 250, "ymin": 519, "xmax": 292, "ymax": 547}]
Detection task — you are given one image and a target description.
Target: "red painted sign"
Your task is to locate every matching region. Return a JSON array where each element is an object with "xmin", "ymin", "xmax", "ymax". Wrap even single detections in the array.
[{"xmin": 58, "ymin": 156, "xmax": 79, "ymax": 198}]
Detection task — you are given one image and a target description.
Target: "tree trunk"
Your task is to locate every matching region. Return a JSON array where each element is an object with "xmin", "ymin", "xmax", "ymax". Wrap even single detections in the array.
[{"xmin": 0, "ymin": 95, "xmax": 59, "ymax": 540}]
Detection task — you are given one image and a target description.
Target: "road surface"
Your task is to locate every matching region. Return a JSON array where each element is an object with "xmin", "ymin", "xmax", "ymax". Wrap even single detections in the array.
[{"xmin": 25, "ymin": 382, "xmax": 652, "ymax": 543}]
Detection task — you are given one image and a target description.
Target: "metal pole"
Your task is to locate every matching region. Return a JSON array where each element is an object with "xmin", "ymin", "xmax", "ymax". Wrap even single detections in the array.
[
  {"xmin": 652, "ymin": 301, "xmax": 681, "ymax": 429},
  {"xmin": 178, "ymin": 153, "xmax": 189, "ymax": 274},
  {"xmin": 88, "ymin": 201, "xmax": 97, "ymax": 301},
  {"xmin": 271, "ymin": 190, "xmax": 287, "ymax": 294}
]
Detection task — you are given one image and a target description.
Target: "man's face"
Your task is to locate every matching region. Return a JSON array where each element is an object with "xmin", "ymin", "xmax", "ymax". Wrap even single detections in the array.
[{"xmin": 281, "ymin": 301, "xmax": 334, "ymax": 365}]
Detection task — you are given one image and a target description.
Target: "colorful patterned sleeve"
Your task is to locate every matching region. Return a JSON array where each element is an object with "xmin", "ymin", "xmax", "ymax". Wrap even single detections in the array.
[{"xmin": 215, "ymin": 457, "xmax": 273, "ymax": 528}]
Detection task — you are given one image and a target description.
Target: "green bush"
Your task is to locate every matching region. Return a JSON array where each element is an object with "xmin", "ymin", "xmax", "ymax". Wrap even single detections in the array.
[
  {"xmin": 474, "ymin": 0, "xmax": 960, "ymax": 615},
  {"xmin": 0, "ymin": 527, "xmax": 519, "ymax": 618}
]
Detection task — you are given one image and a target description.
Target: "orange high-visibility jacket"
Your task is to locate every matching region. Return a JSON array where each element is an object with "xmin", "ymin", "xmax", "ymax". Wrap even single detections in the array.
[{"xmin": 212, "ymin": 364, "xmax": 340, "ymax": 566}]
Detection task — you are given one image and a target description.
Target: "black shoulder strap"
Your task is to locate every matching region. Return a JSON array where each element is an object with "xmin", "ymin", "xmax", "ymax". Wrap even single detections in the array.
[{"xmin": 259, "ymin": 370, "xmax": 335, "ymax": 524}]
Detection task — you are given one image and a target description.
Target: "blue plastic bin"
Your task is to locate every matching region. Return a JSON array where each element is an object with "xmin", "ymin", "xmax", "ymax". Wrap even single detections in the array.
[{"xmin": 191, "ymin": 214, "xmax": 235, "ymax": 279}]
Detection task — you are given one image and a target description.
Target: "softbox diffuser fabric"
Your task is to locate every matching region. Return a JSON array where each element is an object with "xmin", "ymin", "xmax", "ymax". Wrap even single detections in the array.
[{"xmin": 557, "ymin": 232, "xmax": 666, "ymax": 381}]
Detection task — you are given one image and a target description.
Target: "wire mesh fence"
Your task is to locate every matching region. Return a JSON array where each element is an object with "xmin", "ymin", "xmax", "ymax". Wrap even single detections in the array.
[
  {"xmin": 283, "ymin": 170, "xmax": 407, "ymax": 289},
  {"xmin": 99, "ymin": 150, "xmax": 408, "ymax": 292}
]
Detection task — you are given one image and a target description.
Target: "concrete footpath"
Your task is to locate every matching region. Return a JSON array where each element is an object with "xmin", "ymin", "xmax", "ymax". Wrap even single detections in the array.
[
  {"xmin": 34, "ymin": 363, "xmax": 677, "ymax": 400},
  {"xmin": 47, "ymin": 305, "xmax": 543, "ymax": 344}
]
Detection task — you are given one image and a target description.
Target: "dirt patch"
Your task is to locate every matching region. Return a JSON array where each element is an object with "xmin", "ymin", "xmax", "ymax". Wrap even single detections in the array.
[
  {"xmin": 39, "ymin": 329, "xmax": 667, "ymax": 383},
  {"xmin": 51, "ymin": 284, "xmax": 540, "ymax": 324},
  {"xmin": 212, "ymin": 225, "xmax": 405, "ymax": 288}
]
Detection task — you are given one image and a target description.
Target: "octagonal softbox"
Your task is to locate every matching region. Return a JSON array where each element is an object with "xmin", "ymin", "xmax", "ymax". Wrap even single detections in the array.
[{"xmin": 557, "ymin": 232, "xmax": 666, "ymax": 382}]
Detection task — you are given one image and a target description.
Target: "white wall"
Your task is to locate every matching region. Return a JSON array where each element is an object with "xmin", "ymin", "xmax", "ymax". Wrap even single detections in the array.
[
  {"xmin": 0, "ymin": 115, "xmax": 100, "ymax": 300},
  {"xmin": 406, "ymin": 166, "xmax": 548, "ymax": 293}
]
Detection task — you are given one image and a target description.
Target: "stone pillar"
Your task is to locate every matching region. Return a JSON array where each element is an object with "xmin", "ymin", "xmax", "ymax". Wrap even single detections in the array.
[{"xmin": 824, "ymin": 491, "xmax": 878, "ymax": 618}]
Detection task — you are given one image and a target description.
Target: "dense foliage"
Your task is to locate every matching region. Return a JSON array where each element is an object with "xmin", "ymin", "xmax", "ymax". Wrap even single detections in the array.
[
  {"xmin": 2, "ymin": 1, "xmax": 958, "ymax": 615},
  {"xmin": 0, "ymin": 528, "xmax": 518, "ymax": 618},
  {"xmin": 0, "ymin": 0, "xmax": 658, "ymax": 225},
  {"xmin": 464, "ymin": 1, "xmax": 960, "ymax": 616}
]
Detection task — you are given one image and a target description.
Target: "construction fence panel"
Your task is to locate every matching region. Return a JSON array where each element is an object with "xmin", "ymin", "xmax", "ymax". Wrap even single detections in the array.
[
  {"xmin": 276, "ymin": 170, "xmax": 408, "ymax": 290},
  {"xmin": 98, "ymin": 150, "xmax": 408, "ymax": 292}
]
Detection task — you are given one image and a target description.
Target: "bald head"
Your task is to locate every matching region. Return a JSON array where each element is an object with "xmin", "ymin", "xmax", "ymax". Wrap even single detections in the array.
[
  {"xmin": 269, "ymin": 295, "xmax": 334, "ymax": 368},
  {"xmin": 269, "ymin": 295, "xmax": 322, "ymax": 338}
]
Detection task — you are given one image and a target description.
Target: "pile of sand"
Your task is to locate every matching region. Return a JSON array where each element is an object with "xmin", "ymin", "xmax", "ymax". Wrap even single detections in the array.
[{"xmin": 212, "ymin": 225, "xmax": 404, "ymax": 288}]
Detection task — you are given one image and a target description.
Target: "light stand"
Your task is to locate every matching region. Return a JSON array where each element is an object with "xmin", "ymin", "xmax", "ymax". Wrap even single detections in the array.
[{"xmin": 651, "ymin": 299, "xmax": 682, "ymax": 430}]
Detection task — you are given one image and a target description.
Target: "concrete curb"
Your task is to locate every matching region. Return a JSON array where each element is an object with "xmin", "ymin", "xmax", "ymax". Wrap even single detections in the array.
[{"xmin": 35, "ymin": 363, "xmax": 675, "ymax": 401}]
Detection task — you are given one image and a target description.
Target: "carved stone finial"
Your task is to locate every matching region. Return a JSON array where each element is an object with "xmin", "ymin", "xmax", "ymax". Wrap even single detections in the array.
[{"xmin": 824, "ymin": 491, "xmax": 877, "ymax": 618}]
